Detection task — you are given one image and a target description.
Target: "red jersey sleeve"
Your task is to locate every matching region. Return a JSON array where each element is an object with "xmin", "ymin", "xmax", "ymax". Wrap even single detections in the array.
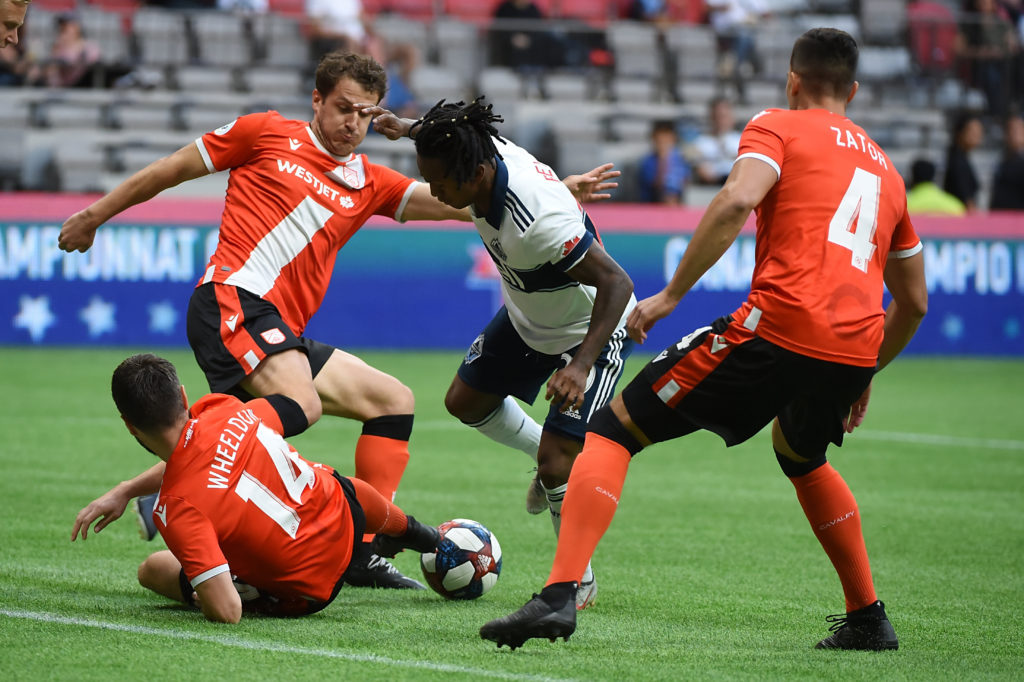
[
  {"xmin": 737, "ymin": 110, "xmax": 787, "ymax": 177},
  {"xmin": 195, "ymin": 111, "xmax": 274, "ymax": 173},
  {"xmin": 363, "ymin": 157, "xmax": 417, "ymax": 220},
  {"xmin": 157, "ymin": 495, "xmax": 230, "ymax": 588},
  {"xmin": 890, "ymin": 204, "xmax": 923, "ymax": 257}
]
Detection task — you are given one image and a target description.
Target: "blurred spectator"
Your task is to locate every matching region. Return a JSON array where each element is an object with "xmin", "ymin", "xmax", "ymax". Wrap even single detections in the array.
[
  {"xmin": 306, "ymin": 0, "xmax": 384, "ymax": 63},
  {"xmin": 943, "ymin": 111, "xmax": 985, "ymax": 211},
  {"xmin": 624, "ymin": 0, "xmax": 680, "ymax": 102},
  {"xmin": 990, "ymin": 114, "xmax": 1024, "ymax": 209},
  {"xmin": 637, "ymin": 119, "xmax": 691, "ymax": 204},
  {"xmin": 490, "ymin": 0, "xmax": 562, "ymax": 70},
  {"xmin": 706, "ymin": 0, "xmax": 766, "ymax": 104},
  {"xmin": 25, "ymin": 13, "xmax": 101, "ymax": 88},
  {"xmin": 383, "ymin": 42, "xmax": 422, "ymax": 120},
  {"xmin": 0, "ymin": 43, "xmax": 29, "ymax": 86},
  {"xmin": 690, "ymin": 96, "xmax": 742, "ymax": 185},
  {"xmin": 906, "ymin": 158, "xmax": 967, "ymax": 215},
  {"xmin": 216, "ymin": 0, "xmax": 268, "ymax": 9},
  {"xmin": 955, "ymin": 0, "xmax": 1018, "ymax": 118}
]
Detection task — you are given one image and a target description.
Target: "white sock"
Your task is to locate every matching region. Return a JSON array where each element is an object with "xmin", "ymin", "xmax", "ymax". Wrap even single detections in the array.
[
  {"xmin": 467, "ymin": 396, "xmax": 541, "ymax": 461},
  {"xmin": 545, "ymin": 482, "xmax": 594, "ymax": 584}
]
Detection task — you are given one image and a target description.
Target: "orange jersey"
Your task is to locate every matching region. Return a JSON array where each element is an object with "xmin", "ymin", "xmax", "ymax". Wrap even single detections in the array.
[
  {"xmin": 194, "ymin": 111, "xmax": 417, "ymax": 335},
  {"xmin": 156, "ymin": 394, "xmax": 355, "ymax": 602},
  {"xmin": 733, "ymin": 108, "xmax": 922, "ymax": 367}
]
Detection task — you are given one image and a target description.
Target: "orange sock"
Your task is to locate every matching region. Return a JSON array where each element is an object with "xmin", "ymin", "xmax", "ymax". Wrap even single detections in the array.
[
  {"xmin": 354, "ymin": 435, "xmax": 410, "ymax": 542},
  {"xmin": 790, "ymin": 462, "xmax": 877, "ymax": 611},
  {"xmin": 348, "ymin": 476, "xmax": 408, "ymax": 536},
  {"xmin": 546, "ymin": 433, "xmax": 631, "ymax": 586}
]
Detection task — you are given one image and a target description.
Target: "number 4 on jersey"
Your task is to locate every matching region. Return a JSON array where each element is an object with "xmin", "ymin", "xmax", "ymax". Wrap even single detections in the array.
[{"xmin": 828, "ymin": 167, "xmax": 880, "ymax": 273}]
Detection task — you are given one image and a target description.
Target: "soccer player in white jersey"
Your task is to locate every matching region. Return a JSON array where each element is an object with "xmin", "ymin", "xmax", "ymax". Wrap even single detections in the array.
[
  {"xmin": 57, "ymin": 52, "xmax": 616, "ymax": 591},
  {"xmin": 368, "ymin": 98, "xmax": 637, "ymax": 610}
]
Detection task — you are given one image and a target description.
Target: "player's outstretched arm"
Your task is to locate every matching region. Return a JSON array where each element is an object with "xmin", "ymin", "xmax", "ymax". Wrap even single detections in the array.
[
  {"xmin": 563, "ymin": 163, "xmax": 620, "ymax": 203},
  {"xmin": 58, "ymin": 144, "xmax": 210, "ymax": 253},
  {"xmin": 70, "ymin": 462, "xmax": 165, "ymax": 541},
  {"xmin": 627, "ymin": 157, "xmax": 776, "ymax": 343}
]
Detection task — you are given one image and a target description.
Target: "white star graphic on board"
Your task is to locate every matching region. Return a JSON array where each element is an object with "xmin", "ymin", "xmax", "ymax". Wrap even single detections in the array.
[
  {"xmin": 148, "ymin": 300, "xmax": 178, "ymax": 334},
  {"xmin": 80, "ymin": 296, "xmax": 116, "ymax": 338},
  {"xmin": 13, "ymin": 295, "xmax": 56, "ymax": 342},
  {"xmin": 941, "ymin": 313, "xmax": 964, "ymax": 341}
]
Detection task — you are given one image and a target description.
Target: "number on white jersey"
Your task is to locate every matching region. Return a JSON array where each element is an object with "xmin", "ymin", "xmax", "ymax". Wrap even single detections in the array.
[
  {"xmin": 233, "ymin": 423, "xmax": 315, "ymax": 538},
  {"xmin": 827, "ymin": 167, "xmax": 880, "ymax": 273}
]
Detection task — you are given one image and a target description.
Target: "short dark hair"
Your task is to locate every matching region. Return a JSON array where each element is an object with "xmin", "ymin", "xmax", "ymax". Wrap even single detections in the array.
[
  {"xmin": 413, "ymin": 97, "xmax": 505, "ymax": 185},
  {"xmin": 111, "ymin": 354, "xmax": 184, "ymax": 431},
  {"xmin": 910, "ymin": 158, "xmax": 936, "ymax": 186},
  {"xmin": 314, "ymin": 51, "xmax": 387, "ymax": 101},
  {"xmin": 790, "ymin": 28, "xmax": 859, "ymax": 99},
  {"xmin": 651, "ymin": 119, "xmax": 677, "ymax": 136}
]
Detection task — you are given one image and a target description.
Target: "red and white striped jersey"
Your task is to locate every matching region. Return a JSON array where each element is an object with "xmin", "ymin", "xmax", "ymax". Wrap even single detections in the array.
[{"xmin": 194, "ymin": 111, "xmax": 417, "ymax": 335}]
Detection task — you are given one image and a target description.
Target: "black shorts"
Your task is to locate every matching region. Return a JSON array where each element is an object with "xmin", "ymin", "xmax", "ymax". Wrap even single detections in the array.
[
  {"xmin": 457, "ymin": 306, "xmax": 633, "ymax": 442},
  {"xmin": 186, "ymin": 283, "xmax": 335, "ymax": 398},
  {"xmin": 621, "ymin": 315, "xmax": 874, "ymax": 459}
]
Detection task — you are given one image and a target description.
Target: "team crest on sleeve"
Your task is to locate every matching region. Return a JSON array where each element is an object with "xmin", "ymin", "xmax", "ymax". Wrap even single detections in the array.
[
  {"xmin": 214, "ymin": 120, "xmax": 237, "ymax": 135},
  {"xmin": 261, "ymin": 328, "xmax": 286, "ymax": 344},
  {"xmin": 465, "ymin": 332, "xmax": 485, "ymax": 364},
  {"xmin": 489, "ymin": 237, "xmax": 507, "ymax": 262}
]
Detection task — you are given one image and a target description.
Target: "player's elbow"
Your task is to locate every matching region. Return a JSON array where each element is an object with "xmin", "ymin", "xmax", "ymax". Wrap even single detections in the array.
[{"xmin": 203, "ymin": 603, "xmax": 242, "ymax": 624}]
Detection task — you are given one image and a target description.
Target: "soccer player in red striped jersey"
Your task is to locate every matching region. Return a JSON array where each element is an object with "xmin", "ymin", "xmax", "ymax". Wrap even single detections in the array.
[
  {"xmin": 71, "ymin": 354, "xmax": 440, "ymax": 623},
  {"xmin": 57, "ymin": 51, "xmax": 616, "ymax": 588},
  {"xmin": 481, "ymin": 28, "xmax": 928, "ymax": 651}
]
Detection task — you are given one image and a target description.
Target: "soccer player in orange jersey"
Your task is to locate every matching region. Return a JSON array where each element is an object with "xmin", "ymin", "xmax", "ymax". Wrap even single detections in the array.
[
  {"xmin": 56, "ymin": 52, "xmax": 615, "ymax": 588},
  {"xmin": 481, "ymin": 28, "xmax": 929, "ymax": 651},
  {"xmin": 70, "ymin": 354, "xmax": 441, "ymax": 623}
]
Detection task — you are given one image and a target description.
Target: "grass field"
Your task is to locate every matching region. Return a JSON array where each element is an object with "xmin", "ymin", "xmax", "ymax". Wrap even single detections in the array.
[{"xmin": 1, "ymin": 347, "xmax": 1022, "ymax": 681}]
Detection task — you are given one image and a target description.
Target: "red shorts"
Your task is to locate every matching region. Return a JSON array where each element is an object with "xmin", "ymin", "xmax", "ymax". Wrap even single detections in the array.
[{"xmin": 620, "ymin": 315, "xmax": 875, "ymax": 458}]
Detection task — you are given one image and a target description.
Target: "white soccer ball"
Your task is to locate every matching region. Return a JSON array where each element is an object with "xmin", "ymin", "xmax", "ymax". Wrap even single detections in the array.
[{"xmin": 420, "ymin": 518, "xmax": 502, "ymax": 600}]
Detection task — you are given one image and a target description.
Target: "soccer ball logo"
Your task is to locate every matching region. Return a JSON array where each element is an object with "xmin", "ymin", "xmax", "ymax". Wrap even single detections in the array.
[{"xmin": 420, "ymin": 519, "xmax": 501, "ymax": 600}]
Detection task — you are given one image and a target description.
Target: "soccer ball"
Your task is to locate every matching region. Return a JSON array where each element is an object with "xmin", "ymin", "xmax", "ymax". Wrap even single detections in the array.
[{"xmin": 420, "ymin": 518, "xmax": 501, "ymax": 600}]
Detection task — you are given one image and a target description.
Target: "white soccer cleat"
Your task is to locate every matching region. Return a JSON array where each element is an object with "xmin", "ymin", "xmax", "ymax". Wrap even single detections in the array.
[
  {"xmin": 575, "ymin": 575, "xmax": 597, "ymax": 610},
  {"xmin": 526, "ymin": 472, "xmax": 547, "ymax": 515}
]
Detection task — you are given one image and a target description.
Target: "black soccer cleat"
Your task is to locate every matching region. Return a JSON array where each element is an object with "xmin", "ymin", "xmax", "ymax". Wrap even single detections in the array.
[
  {"xmin": 371, "ymin": 516, "xmax": 441, "ymax": 559},
  {"xmin": 344, "ymin": 542, "xmax": 426, "ymax": 590},
  {"xmin": 480, "ymin": 582, "xmax": 577, "ymax": 650},
  {"xmin": 815, "ymin": 600, "xmax": 899, "ymax": 651}
]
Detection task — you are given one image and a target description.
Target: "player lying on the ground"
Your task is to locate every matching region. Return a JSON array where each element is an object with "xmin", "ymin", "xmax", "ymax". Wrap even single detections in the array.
[
  {"xmin": 479, "ymin": 27, "xmax": 928, "ymax": 651},
  {"xmin": 71, "ymin": 353, "xmax": 440, "ymax": 623},
  {"xmin": 366, "ymin": 97, "xmax": 636, "ymax": 611}
]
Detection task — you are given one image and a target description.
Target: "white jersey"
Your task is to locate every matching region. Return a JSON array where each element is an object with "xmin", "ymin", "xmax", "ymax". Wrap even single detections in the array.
[{"xmin": 469, "ymin": 138, "xmax": 635, "ymax": 354}]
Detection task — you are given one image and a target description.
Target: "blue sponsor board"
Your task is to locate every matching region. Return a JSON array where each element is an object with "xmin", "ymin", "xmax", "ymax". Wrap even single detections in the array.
[{"xmin": 2, "ymin": 221, "xmax": 1023, "ymax": 356}]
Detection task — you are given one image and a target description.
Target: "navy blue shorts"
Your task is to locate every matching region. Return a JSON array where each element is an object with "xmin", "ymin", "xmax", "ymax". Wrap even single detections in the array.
[
  {"xmin": 457, "ymin": 307, "xmax": 634, "ymax": 442},
  {"xmin": 620, "ymin": 315, "xmax": 875, "ymax": 458}
]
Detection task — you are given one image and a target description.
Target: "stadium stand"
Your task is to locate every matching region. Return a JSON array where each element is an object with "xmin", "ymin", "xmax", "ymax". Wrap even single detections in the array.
[{"xmin": 0, "ymin": 0, "xmax": 1012, "ymax": 206}]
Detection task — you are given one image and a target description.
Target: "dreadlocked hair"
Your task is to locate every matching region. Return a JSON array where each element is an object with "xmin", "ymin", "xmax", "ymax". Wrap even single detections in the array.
[{"xmin": 413, "ymin": 97, "xmax": 505, "ymax": 185}]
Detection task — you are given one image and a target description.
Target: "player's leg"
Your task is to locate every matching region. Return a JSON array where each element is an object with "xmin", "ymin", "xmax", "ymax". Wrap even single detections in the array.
[
  {"xmin": 311, "ymin": 346, "xmax": 414, "ymax": 507},
  {"xmin": 774, "ymin": 360, "xmax": 897, "ymax": 650},
  {"xmin": 445, "ymin": 309, "xmax": 544, "ymax": 460},
  {"xmin": 137, "ymin": 550, "xmax": 191, "ymax": 603},
  {"xmin": 536, "ymin": 327, "xmax": 634, "ymax": 609},
  {"xmin": 343, "ymin": 476, "xmax": 440, "ymax": 556}
]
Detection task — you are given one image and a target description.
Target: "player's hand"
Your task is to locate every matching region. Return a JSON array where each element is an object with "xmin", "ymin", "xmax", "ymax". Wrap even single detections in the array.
[
  {"xmin": 843, "ymin": 381, "xmax": 872, "ymax": 433},
  {"xmin": 70, "ymin": 486, "xmax": 130, "ymax": 541},
  {"xmin": 359, "ymin": 104, "xmax": 408, "ymax": 140},
  {"xmin": 58, "ymin": 210, "xmax": 100, "ymax": 253},
  {"xmin": 564, "ymin": 163, "xmax": 620, "ymax": 203},
  {"xmin": 546, "ymin": 363, "xmax": 588, "ymax": 413},
  {"xmin": 626, "ymin": 290, "xmax": 679, "ymax": 344}
]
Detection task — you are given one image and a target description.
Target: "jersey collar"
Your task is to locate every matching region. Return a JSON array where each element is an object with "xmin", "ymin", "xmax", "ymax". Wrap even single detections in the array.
[{"xmin": 480, "ymin": 156, "xmax": 508, "ymax": 229}]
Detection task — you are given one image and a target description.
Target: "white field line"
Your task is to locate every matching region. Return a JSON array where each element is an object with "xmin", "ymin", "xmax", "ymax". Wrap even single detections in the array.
[{"xmin": 0, "ymin": 608, "xmax": 568, "ymax": 682}]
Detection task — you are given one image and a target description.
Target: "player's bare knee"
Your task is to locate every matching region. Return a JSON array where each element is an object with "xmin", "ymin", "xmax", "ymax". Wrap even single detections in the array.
[{"xmin": 537, "ymin": 438, "xmax": 579, "ymax": 487}]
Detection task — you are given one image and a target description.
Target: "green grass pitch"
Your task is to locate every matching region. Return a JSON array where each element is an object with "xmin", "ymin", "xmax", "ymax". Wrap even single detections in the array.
[{"xmin": 1, "ymin": 348, "xmax": 1022, "ymax": 680}]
